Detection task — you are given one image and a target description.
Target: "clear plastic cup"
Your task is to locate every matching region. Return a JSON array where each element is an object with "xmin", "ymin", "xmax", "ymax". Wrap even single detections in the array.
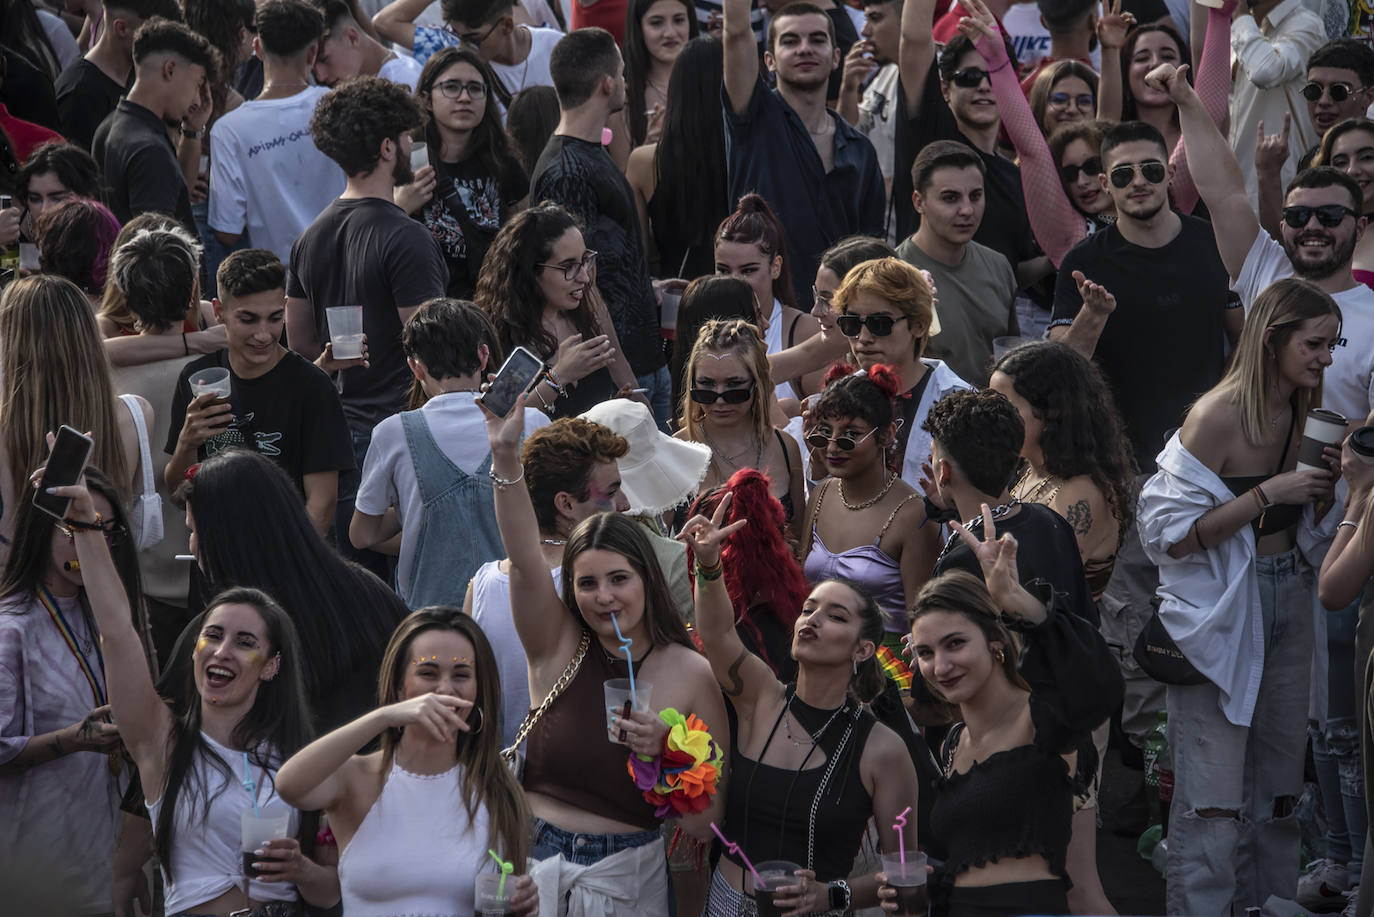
[
  {"xmin": 660, "ymin": 290, "xmax": 682, "ymax": 331},
  {"xmin": 881, "ymin": 850, "xmax": 929, "ymax": 917},
  {"xmin": 752, "ymin": 860, "xmax": 802, "ymax": 917},
  {"xmin": 474, "ymin": 873, "xmax": 513, "ymax": 916},
  {"xmin": 326, "ymin": 306, "xmax": 365, "ymax": 360},
  {"xmin": 240, "ymin": 806, "xmax": 290, "ymax": 879},
  {"xmin": 189, "ymin": 367, "xmax": 231, "ymax": 399},
  {"xmin": 410, "ymin": 142, "xmax": 429, "ymax": 173},
  {"xmin": 603, "ymin": 678, "xmax": 652, "ymax": 744}
]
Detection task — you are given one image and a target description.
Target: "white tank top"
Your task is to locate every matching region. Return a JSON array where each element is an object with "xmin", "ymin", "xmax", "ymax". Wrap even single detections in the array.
[
  {"xmin": 338, "ymin": 761, "xmax": 494, "ymax": 917},
  {"xmin": 763, "ymin": 299, "xmax": 799, "ymax": 403},
  {"xmin": 145, "ymin": 732, "xmax": 299, "ymax": 915}
]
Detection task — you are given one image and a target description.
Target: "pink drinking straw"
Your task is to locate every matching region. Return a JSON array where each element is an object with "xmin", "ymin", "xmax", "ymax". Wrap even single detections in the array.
[
  {"xmin": 710, "ymin": 822, "xmax": 764, "ymax": 888},
  {"xmin": 894, "ymin": 806, "xmax": 912, "ymax": 879}
]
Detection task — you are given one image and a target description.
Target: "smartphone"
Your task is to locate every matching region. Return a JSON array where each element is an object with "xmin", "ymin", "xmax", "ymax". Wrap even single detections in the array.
[
  {"xmin": 477, "ymin": 346, "xmax": 545, "ymax": 418},
  {"xmin": 33, "ymin": 426, "xmax": 95, "ymax": 520}
]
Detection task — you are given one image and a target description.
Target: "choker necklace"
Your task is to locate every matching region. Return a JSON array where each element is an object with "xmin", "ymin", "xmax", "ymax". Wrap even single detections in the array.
[{"xmin": 838, "ymin": 473, "xmax": 897, "ymax": 511}]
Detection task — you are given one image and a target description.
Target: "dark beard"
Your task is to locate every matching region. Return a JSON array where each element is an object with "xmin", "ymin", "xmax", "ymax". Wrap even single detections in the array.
[
  {"xmin": 393, "ymin": 151, "xmax": 414, "ymax": 187},
  {"xmin": 1284, "ymin": 232, "xmax": 1357, "ymax": 281}
]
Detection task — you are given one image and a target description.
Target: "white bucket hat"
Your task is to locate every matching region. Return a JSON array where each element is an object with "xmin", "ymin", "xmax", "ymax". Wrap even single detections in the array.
[{"xmin": 579, "ymin": 399, "xmax": 711, "ymax": 516}]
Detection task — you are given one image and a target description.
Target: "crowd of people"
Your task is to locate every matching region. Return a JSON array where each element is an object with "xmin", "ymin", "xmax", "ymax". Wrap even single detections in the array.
[{"xmin": 3, "ymin": 0, "xmax": 1374, "ymax": 914}]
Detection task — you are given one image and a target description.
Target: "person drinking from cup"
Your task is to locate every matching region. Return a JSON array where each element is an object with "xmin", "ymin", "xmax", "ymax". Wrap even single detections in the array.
[
  {"xmin": 44, "ymin": 456, "xmax": 337, "ymax": 917},
  {"xmin": 1137, "ymin": 278, "xmax": 1343, "ymax": 914},
  {"xmin": 275, "ymin": 607, "xmax": 539, "ymax": 916},
  {"xmin": 482, "ymin": 393, "xmax": 730, "ymax": 912},
  {"xmin": 681, "ymin": 492, "xmax": 920, "ymax": 916}
]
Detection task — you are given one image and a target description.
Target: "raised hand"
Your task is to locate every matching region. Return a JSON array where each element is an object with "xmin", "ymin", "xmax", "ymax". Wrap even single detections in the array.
[
  {"xmin": 1096, "ymin": 0, "xmax": 1136, "ymax": 50},
  {"xmin": 382, "ymin": 692, "xmax": 472, "ymax": 743},
  {"xmin": 1254, "ymin": 114, "xmax": 1292, "ymax": 177},
  {"xmin": 948, "ymin": 504, "xmax": 1046, "ymax": 623},
  {"xmin": 479, "ymin": 388, "xmax": 531, "ymax": 455},
  {"xmin": 1073, "ymin": 270, "xmax": 1116, "ymax": 318},
  {"xmin": 676, "ymin": 491, "xmax": 749, "ymax": 568},
  {"xmin": 956, "ymin": 0, "xmax": 1004, "ymax": 66},
  {"xmin": 1144, "ymin": 62, "xmax": 1193, "ymax": 104}
]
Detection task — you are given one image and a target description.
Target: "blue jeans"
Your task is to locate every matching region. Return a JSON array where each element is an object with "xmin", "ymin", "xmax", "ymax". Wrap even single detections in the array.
[
  {"xmin": 529, "ymin": 816, "xmax": 662, "ymax": 866},
  {"xmin": 335, "ymin": 423, "xmax": 390, "ymax": 583},
  {"xmin": 190, "ymin": 199, "xmax": 248, "ymax": 299},
  {"xmin": 1166, "ymin": 548, "xmax": 1314, "ymax": 915},
  {"xmin": 636, "ymin": 365, "xmax": 672, "ymax": 432},
  {"xmin": 1310, "ymin": 594, "xmax": 1367, "ymax": 874}
]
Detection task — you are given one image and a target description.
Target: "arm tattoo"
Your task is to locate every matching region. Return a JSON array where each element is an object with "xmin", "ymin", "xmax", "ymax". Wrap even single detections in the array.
[
  {"xmin": 723, "ymin": 648, "xmax": 749, "ymax": 698},
  {"xmin": 50, "ymin": 735, "xmax": 66, "ymax": 759},
  {"xmin": 1065, "ymin": 499, "xmax": 1092, "ymax": 536}
]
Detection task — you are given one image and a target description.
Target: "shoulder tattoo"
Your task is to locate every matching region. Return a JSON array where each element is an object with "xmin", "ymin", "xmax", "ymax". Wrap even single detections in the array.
[{"xmin": 1065, "ymin": 499, "xmax": 1092, "ymax": 536}]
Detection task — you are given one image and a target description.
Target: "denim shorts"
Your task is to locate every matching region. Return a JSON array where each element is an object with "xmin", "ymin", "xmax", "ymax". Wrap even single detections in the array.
[{"xmin": 530, "ymin": 816, "xmax": 662, "ymax": 867}]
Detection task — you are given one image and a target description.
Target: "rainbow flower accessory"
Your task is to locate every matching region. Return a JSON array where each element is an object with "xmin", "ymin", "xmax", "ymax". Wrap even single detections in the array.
[
  {"xmin": 627, "ymin": 708, "xmax": 723, "ymax": 817},
  {"xmin": 876, "ymin": 643, "xmax": 913, "ymax": 691}
]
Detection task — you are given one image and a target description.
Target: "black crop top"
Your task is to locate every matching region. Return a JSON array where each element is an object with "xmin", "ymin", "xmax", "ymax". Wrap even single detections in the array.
[
  {"xmin": 928, "ymin": 582, "xmax": 1123, "ymax": 904},
  {"xmin": 1220, "ymin": 405, "xmax": 1301, "ymax": 538},
  {"xmin": 722, "ymin": 690, "xmax": 876, "ymax": 881}
]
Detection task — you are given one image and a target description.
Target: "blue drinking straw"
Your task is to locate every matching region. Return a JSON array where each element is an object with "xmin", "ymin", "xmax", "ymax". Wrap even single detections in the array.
[
  {"xmin": 609, "ymin": 613, "xmax": 637, "ymax": 704},
  {"xmin": 242, "ymin": 752, "xmax": 260, "ymax": 817}
]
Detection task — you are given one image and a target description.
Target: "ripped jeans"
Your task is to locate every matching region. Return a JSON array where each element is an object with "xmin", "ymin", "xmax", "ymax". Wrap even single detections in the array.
[
  {"xmin": 1165, "ymin": 548, "xmax": 1314, "ymax": 916},
  {"xmin": 1310, "ymin": 597, "xmax": 1367, "ymax": 875}
]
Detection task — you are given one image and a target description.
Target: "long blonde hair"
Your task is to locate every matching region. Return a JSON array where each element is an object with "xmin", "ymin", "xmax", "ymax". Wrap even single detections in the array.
[
  {"xmin": 0, "ymin": 275, "xmax": 130, "ymax": 502},
  {"xmin": 1217, "ymin": 278, "xmax": 1342, "ymax": 446},
  {"xmin": 679, "ymin": 318, "xmax": 774, "ymax": 444}
]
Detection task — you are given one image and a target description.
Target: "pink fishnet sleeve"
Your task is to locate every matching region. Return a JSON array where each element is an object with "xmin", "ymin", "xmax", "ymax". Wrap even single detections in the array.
[
  {"xmin": 974, "ymin": 31, "xmax": 1085, "ymax": 266},
  {"xmin": 1170, "ymin": 4, "xmax": 1232, "ymax": 214}
]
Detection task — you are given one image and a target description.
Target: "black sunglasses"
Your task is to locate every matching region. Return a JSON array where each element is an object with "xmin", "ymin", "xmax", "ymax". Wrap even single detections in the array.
[
  {"xmin": 1109, "ymin": 160, "xmax": 1167, "ymax": 188},
  {"xmin": 805, "ymin": 426, "xmax": 878, "ymax": 452},
  {"xmin": 1059, "ymin": 156, "xmax": 1103, "ymax": 184},
  {"xmin": 1301, "ymin": 80, "xmax": 1364, "ymax": 102},
  {"xmin": 1281, "ymin": 204, "xmax": 1358, "ymax": 228},
  {"xmin": 951, "ymin": 67, "xmax": 990, "ymax": 88},
  {"xmin": 690, "ymin": 383, "xmax": 755, "ymax": 404},
  {"xmin": 836, "ymin": 313, "xmax": 910, "ymax": 338}
]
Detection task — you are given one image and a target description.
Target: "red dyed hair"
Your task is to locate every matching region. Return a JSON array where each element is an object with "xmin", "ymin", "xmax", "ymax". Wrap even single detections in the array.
[{"xmin": 688, "ymin": 468, "xmax": 808, "ymax": 676}]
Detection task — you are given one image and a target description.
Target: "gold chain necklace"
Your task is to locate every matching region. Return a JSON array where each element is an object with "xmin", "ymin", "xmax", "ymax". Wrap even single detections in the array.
[{"xmin": 838, "ymin": 473, "xmax": 897, "ymax": 511}]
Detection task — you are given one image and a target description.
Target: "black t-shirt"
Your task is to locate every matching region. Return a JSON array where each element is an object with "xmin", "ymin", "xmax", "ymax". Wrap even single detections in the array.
[
  {"xmin": 0, "ymin": 45, "xmax": 60, "ymax": 132},
  {"xmin": 531, "ymin": 134, "xmax": 665, "ymax": 376},
  {"xmin": 933, "ymin": 502, "xmax": 1097, "ymax": 626},
  {"xmin": 892, "ymin": 61, "xmax": 1038, "ymax": 273},
  {"xmin": 164, "ymin": 349, "xmax": 356, "ymax": 493},
  {"xmin": 91, "ymin": 99, "xmax": 194, "ymax": 229},
  {"xmin": 1051, "ymin": 215, "xmax": 1228, "ymax": 471},
  {"xmin": 420, "ymin": 152, "xmax": 528, "ymax": 300},
  {"xmin": 286, "ymin": 197, "xmax": 448, "ymax": 431},
  {"xmin": 55, "ymin": 58, "xmax": 127, "ymax": 150}
]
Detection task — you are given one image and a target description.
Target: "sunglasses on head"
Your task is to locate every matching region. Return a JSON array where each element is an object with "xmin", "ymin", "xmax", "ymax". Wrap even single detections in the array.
[
  {"xmin": 1108, "ymin": 160, "xmax": 1167, "ymax": 188},
  {"xmin": 690, "ymin": 383, "xmax": 756, "ymax": 404},
  {"xmin": 836, "ymin": 313, "xmax": 910, "ymax": 338},
  {"xmin": 1049, "ymin": 91, "xmax": 1094, "ymax": 109},
  {"xmin": 1059, "ymin": 156, "xmax": 1103, "ymax": 184},
  {"xmin": 1301, "ymin": 80, "xmax": 1363, "ymax": 102},
  {"xmin": 805, "ymin": 426, "xmax": 879, "ymax": 452},
  {"xmin": 1281, "ymin": 204, "xmax": 1358, "ymax": 228},
  {"xmin": 951, "ymin": 67, "xmax": 990, "ymax": 88}
]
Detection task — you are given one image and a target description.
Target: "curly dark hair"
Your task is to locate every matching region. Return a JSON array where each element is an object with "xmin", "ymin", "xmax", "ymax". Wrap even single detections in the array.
[
  {"xmin": 473, "ymin": 202, "xmax": 600, "ymax": 362},
  {"xmin": 922, "ymin": 389, "xmax": 1024, "ymax": 497},
  {"xmin": 16, "ymin": 142, "xmax": 102, "ymax": 206},
  {"xmin": 310, "ymin": 76, "xmax": 422, "ymax": 176},
  {"xmin": 34, "ymin": 199, "xmax": 122, "ymax": 295},
  {"xmin": 182, "ymin": 0, "xmax": 254, "ymax": 74},
  {"xmin": 992, "ymin": 341, "xmax": 1138, "ymax": 532},
  {"xmin": 813, "ymin": 363, "xmax": 902, "ymax": 433},
  {"xmin": 521, "ymin": 418, "xmax": 629, "ymax": 532}
]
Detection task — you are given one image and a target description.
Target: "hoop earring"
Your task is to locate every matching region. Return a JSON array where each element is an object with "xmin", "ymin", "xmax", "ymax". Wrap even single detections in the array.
[
  {"xmin": 993, "ymin": 648, "xmax": 1005, "ymax": 665},
  {"xmin": 468, "ymin": 705, "xmax": 484, "ymax": 735},
  {"xmin": 852, "ymin": 658, "xmax": 858, "ymax": 675}
]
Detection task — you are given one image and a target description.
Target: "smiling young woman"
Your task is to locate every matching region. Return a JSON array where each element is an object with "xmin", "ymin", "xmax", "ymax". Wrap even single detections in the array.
[{"xmin": 1138, "ymin": 278, "xmax": 1344, "ymax": 914}]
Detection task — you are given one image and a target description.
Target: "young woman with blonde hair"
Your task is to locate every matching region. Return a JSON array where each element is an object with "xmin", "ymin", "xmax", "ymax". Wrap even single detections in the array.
[
  {"xmin": 674, "ymin": 317, "xmax": 804, "ymax": 538},
  {"xmin": 0, "ymin": 275, "xmax": 146, "ymax": 567},
  {"xmin": 276, "ymin": 607, "xmax": 538, "ymax": 915},
  {"xmin": 832, "ymin": 257, "xmax": 968, "ymax": 490},
  {"xmin": 1138, "ymin": 278, "xmax": 1344, "ymax": 914}
]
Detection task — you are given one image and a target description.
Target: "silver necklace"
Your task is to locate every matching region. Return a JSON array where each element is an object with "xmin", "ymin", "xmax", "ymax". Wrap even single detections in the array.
[
  {"xmin": 702, "ymin": 428, "xmax": 762, "ymax": 472},
  {"xmin": 936, "ymin": 499, "xmax": 1019, "ymax": 563},
  {"xmin": 781, "ymin": 695, "xmax": 846, "ymax": 748}
]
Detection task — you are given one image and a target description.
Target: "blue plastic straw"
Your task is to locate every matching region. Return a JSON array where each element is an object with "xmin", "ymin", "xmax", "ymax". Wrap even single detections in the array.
[
  {"xmin": 609, "ymin": 613, "xmax": 637, "ymax": 703},
  {"xmin": 242, "ymin": 752, "xmax": 260, "ymax": 817}
]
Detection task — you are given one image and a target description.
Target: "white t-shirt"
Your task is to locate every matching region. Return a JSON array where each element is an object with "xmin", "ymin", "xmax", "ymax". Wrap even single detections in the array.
[
  {"xmin": 490, "ymin": 25, "xmax": 560, "ymax": 96},
  {"xmin": 379, "ymin": 53, "xmax": 424, "ymax": 90},
  {"xmin": 208, "ymin": 86, "xmax": 345, "ymax": 264},
  {"xmin": 355, "ymin": 392, "xmax": 549, "ymax": 596},
  {"xmin": 1233, "ymin": 230, "xmax": 1374, "ymax": 423},
  {"xmin": 1001, "ymin": 2, "xmax": 1101, "ymax": 76},
  {"xmin": 470, "ymin": 559, "xmax": 561, "ymax": 748}
]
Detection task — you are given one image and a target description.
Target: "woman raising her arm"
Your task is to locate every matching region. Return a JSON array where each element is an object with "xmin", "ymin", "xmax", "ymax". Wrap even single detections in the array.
[
  {"xmin": 683, "ymin": 496, "xmax": 919, "ymax": 916},
  {"xmin": 275, "ymin": 607, "xmax": 537, "ymax": 916}
]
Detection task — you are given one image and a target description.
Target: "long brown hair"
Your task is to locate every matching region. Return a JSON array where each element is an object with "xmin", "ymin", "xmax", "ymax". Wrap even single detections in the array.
[
  {"xmin": 0, "ymin": 275, "xmax": 131, "ymax": 503},
  {"xmin": 908, "ymin": 571, "xmax": 1028, "ymax": 701},
  {"xmin": 376, "ymin": 608, "xmax": 530, "ymax": 869}
]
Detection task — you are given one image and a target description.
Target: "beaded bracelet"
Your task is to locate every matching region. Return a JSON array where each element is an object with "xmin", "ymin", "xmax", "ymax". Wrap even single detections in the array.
[{"xmin": 489, "ymin": 467, "xmax": 525, "ymax": 491}]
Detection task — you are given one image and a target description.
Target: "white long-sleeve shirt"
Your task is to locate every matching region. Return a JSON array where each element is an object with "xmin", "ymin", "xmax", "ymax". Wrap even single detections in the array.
[{"xmin": 1227, "ymin": 0, "xmax": 1327, "ymax": 209}]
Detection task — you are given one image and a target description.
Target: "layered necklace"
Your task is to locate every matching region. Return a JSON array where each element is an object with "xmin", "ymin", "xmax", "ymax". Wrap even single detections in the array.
[
  {"xmin": 838, "ymin": 472, "xmax": 898, "ymax": 511},
  {"xmin": 702, "ymin": 427, "xmax": 763, "ymax": 473}
]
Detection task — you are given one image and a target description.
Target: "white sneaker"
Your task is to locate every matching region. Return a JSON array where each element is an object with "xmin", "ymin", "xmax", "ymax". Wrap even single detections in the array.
[
  {"xmin": 1339, "ymin": 884, "xmax": 1359, "ymax": 917},
  {"xmin": 1298, "ymin": 859, "xmax": 1350, "ymax": 913}
]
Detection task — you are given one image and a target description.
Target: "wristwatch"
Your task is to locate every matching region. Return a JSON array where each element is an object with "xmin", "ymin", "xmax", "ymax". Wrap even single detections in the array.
[
  {"xmin": 180, "ymin": 125, "xmax": 204, "ymax": 139},
  {"xmin": 827, "ymin": 878, "xmax": 852, "ymax": 911}
]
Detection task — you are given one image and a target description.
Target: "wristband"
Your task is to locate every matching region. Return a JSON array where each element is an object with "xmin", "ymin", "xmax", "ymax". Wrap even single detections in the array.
[
  {"xmin": 1254, "ymin": 483, "xmax": 1271, "ymax": 507},
  {"xmin": 543, "ymin": 368, "xmax": 567, "ymax": 398},
  {"xmin": 695, "ymin": 558, "xmax": 723, "ymax": 581}
]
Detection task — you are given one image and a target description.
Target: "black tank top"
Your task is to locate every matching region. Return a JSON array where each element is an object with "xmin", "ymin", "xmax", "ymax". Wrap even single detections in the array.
[{"xmin": 722, "ymin": 689, "xmax": 876, "ymax": 881}]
